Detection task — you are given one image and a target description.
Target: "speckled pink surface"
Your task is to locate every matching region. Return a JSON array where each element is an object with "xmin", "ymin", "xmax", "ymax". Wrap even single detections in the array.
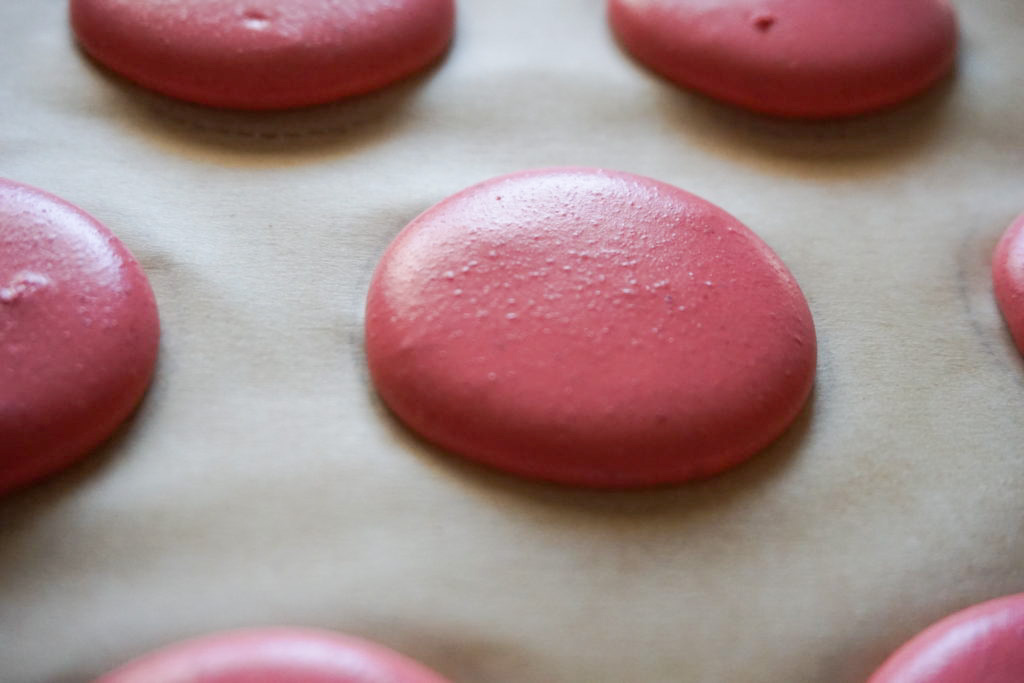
[
  {"xmin": 96, "ymin": 629, "xmax": 453, "ymax": 683},
  {"xmin": 868, "ymin": 593, "xmax": 1024, "ymax": 683},
  {"xmin": 992, "ymin": 213, "xmax": 1024, "ymax": 355},
  {"xmin": 70, "ymin": 0, "xmax": 456, "ymax": 109},
  {"xmin": 365, "ymin": 168, "xmax": 816, "ymax": 487},
  {"xmin": 0, "ymin": 178, "xmax": 159, "ymax": 495},
  {"xmin": 608, "ymin": 0, "xmax": 958, "ymax": 118}
]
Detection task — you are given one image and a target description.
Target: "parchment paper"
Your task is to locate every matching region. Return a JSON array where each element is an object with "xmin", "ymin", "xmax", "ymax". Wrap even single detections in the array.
[{"xmin": 2, "ymin": 1, "xmax": 1024, "ymax": 681}]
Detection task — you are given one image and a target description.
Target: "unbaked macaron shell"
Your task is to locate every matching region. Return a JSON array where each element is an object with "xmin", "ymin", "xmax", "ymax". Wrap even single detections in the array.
[
  {"xmin": 0, "ymin": 179, "xmax": 159, "ymax": 495},
  {"xmin": 95, "ymin": 628, "xmax": 452, "ymax": 683},
  {"xmin": 365, "ymin": 168, "xmax": 816, "ymax": 488},
  {"xmin": 869, "ymin": 593, "xmax": 1024, "ymax": 683},
  {"xmin": 993, "ymin": 212, "xmax": 1024, "ymax": 355},
  {"xmin": 608, "ymin": 0, "xmax": 958, "ymax": 119},
  {"xmin": 71, "ymin": 0, "xmax": 456, "ymax": 109}
]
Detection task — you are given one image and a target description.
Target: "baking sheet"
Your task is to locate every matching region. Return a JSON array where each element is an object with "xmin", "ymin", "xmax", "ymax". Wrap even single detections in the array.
[{"xmin": 2, "ymin": 1, "xmax": 1024, "ymax": 681}]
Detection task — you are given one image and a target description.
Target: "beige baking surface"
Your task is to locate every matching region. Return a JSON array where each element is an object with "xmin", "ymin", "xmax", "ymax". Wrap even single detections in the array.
[{"xmin": 2, "ymin": 1, "xmax": 1024, "ymax": 681}]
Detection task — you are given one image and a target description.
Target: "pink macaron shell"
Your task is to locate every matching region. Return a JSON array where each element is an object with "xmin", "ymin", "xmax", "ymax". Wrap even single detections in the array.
[
  {"xmin": 992, "ymin": 212, "xmax": 1024, "ymax": 355},
  {"xmin": 869, "ymin": 593, "xmax": 1024, "ymax": 683},
  {"xmin": 70, "ymin": 0, "xmax": 456, "ymax": 109},
  {"xmin": 95, "ymin": 629, "xmax": 452, "ymax": 683},
  {"xmin": 0, "ymin": 179, "xmax": 159, "ymax": 495},
  {"xmin": 608, "ymin": 0, "xmax": 958, "ymax": 119},
  {"xmin": 365, "ymin": 168, "xmax": 816, "ymax": 488}
]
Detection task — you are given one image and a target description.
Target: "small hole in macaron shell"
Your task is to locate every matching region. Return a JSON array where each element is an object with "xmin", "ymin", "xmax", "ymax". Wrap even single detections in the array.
[
  {"xmin": 752, "ymin": 11, "xmax": 777, "ymax": 30},
  {"xmin": 242, "ymin": 9, "xmax": 270, "ymax": 30}
]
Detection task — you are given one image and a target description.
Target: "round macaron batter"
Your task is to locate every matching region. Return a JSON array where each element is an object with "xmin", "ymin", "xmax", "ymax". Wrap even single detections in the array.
[
  {"xmin": 993, "ymin": 212, "xmax": 1024, "ymax": 356},
  {"xmin": 0, "ymin": 179, "xmax": 159, "ymax": 495},
  {"xmin": 95, "ymin": 628, "xmax": 452, "ymax": 683},
  {"xmin": 608, "ymin": 0, "xmax": 958, "ymax": 119},
  {"xmin": 365, "ymin": 168, "xmax": 816, "ymax": 488},
  {"xmin": 70, "ymin": 0, "xmax": 456, "ymax": 109},
  {"xmin": 869, "ymin": 593, "xmax": 1024, "ymax": 682}
]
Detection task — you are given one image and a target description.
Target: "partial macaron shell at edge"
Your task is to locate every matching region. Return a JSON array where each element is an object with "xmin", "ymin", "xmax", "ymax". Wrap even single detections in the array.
[
  {"xmin": 70, "ymin": 0, "xmax": 456, "ymax": 109},
  {"xmin": 94, "ymin": 628, "xmax": 454, "ymax": 683},
  {"xmin": 608, "ymin": 0, "xmax": 958, "ymax": 118},
  {"xmin": 0, "ymin": 178, "xmax": 160, "ymax": 495},
  {"xmin": 869, "ymin": 593, "xmax": 1024, "ymax": 682},
  {"xmin": 992, "ymin": 212, "xmax": 1024, "ymax": 355}
]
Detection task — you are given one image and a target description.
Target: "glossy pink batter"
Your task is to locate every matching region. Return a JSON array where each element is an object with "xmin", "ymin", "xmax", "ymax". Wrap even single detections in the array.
[
  {"xmin": 71, "ymin": 0, "xmax": 456, "ymax": 109},
  {"xmin": 608, "ymin": 0, "xmax": 958, "ymax": 118},
  {"xmin": 96, "ymin": 629, "xmax": 452, "ymax": 683},
  {"xmin": 992, "ymin": 213, "xmax": 1024, "ymax": 355},
  {"xmin": 869, "ymin": 593, "xmax": 1024, "ymax": 682},
  {"xmin": 0, "ymin": 179, "xmax": 159, "ymax": 495},
  {"xmin": 365, "ymin": 168, "xmax": 816, "ymax": 488}
]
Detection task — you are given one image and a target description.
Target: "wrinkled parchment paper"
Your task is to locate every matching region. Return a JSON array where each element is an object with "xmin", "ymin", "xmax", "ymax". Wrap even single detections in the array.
[{"xmin": 2, "ymin": 1, "xmax": 1024, "ymax": 681}]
